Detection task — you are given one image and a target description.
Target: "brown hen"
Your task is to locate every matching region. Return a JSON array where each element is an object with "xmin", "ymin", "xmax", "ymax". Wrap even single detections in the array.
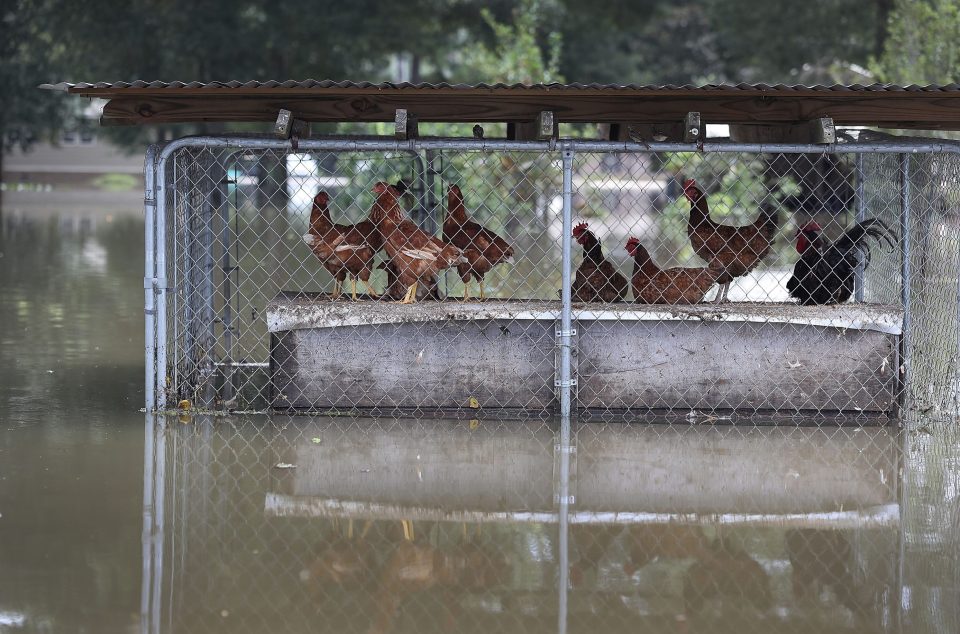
[
  {"xmin": 303, "ymin": 191, "xmax": 379, "ymax": 299},
  {"xmin": 370, "ymin": 182, "xmax": 465, "ymax": 303},
  {"xmin": 626, "ymin": 236, "xmax": 720, "ymax": 304},
  {"xmin": 443, "ymin": 185, "xmax": 515, "ymax": 300},
  {"xmin": 683, "ymin": 178, "xmax": 778, "ymax": 302},
  {"xmin": 571, "ymin": 223, "xmax": 628, "ymax": 303}
]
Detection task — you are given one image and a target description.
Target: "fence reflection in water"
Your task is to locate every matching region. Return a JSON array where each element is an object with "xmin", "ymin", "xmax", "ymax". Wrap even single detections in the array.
[{"xmin": 134, "ymin": 414, "xmax": 952, "ymax": 634}]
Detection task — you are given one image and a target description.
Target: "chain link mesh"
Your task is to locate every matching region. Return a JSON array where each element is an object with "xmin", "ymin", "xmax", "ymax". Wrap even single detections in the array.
[
  {"xmin": 141, "ymin": 137, "xmax": 960, "ymax": 634},
  {"xmin": 152, "ymin": 140, "xmax": 960, "ymax": 419}
]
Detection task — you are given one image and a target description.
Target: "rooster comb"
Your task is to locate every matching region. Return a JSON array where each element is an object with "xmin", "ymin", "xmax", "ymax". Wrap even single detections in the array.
[
  {"xmin": 682, "ymin": 178, "xmax": 698, "ymax": 189},
  {"xmin": 572, "ymin": 222, "xmax": 589, "ymax": 236},
  {"xmin": 314, "ymin": 191, "xmax": 329, "ymax": 201},
  {"xmin": 625, "ymin": 236, "xmax": 640, "ymax": 246}
]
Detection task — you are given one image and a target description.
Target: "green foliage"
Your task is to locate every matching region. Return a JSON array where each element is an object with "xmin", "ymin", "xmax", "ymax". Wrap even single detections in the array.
[
  {"xmin": 873, "ymin": 0, "xmax": 960, "ymax": 84},
  {"xmin": 458, "ymin": 0, "xmax": 564, "ymax": 84},
  {"xmin": 91, "ymin": 173, "xmax": 139, "ymax": 192}
]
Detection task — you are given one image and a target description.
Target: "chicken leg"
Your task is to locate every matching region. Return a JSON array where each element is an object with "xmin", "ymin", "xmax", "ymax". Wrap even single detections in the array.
[
  {"xmin": 351, "ymin": 278, "xmax": 358, "ymax": 301},
  {"xmin": 331, "ymin": 279, "xmax": 342, "ymax": 300},
  {"xmin": 401, "ymin": 520, "xmax": 415, "ymax": 541},
  {"xmin": 713, "ymin": 282, "xmax": 729, "ymax": 303},
  {"xmin": 399, "ymin": 282, "xmax": 419, "ymax": 304},
  {"xmin": 479, "ymin": 281, "xmax": 485, "ymax": 300},
  {"xmin": 463, "ymin": 284, "xmax": 471, "ymax": 301}
]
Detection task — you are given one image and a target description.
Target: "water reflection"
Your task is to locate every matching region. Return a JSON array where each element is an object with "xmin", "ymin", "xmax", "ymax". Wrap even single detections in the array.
[{"xmin": 143, "ymin": 416, "xmax": 913, "ymax": 634}]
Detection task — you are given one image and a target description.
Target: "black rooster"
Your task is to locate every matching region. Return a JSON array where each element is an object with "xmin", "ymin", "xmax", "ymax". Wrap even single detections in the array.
[{"xmin": 786, "ymin": 218, "xmax": 895, "ymax": 305}]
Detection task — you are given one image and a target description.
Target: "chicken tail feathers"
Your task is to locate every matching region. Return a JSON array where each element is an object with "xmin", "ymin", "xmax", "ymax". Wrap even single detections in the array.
[{"xmin": 838, "ymin": 218, "xmax": 897, "ymax": 271}]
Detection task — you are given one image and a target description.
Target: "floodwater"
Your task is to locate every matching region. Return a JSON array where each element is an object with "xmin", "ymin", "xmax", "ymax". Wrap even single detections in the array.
[{"xmin": 1, "ymin": 198, "xmax": 959, "ymax": 634}]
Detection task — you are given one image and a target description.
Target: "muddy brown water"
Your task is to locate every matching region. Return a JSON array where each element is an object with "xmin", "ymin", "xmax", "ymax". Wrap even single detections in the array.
[{"xmin": 0, "ymin": 199, "xmax": 957, "ymax": 634}]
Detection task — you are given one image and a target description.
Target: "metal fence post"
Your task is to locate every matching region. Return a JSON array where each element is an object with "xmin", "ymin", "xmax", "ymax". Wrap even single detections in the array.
[
  {"xmin": 150, "ymin": 416, "xmax": 167, "ymax": 634},
  {"xmin": 144, "ymin": 145, "xmax": 157, "ymax": 411},
  {"xmin": 140, "ymin": 412, "xmax": 155, "ymax": 632},
  {"xmin": 854, "ymin": 153, "xmax": 866, "ymax": 302},
  {"xmin": 556, "ymin": 145, "xmax": 575, "ymax": 634},
  {"xmin": 155, "ymin": 156, "xmax": 169, "ymax": 412},
  {"xmin": 900, "ymin": 154, "xmax": 912, "ymax": 407},
  {"xmin": 559, "ymin": 148, "xmax": 575, "ymax": 420}
]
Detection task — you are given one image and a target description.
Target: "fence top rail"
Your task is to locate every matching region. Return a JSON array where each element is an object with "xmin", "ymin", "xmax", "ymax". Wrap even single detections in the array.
[{"xmin": 151, "ymin": 134, "xmax": 960, "ymax": 160}]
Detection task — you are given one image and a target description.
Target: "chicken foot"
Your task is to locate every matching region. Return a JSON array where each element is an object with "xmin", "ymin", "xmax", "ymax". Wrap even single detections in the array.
[
  {"xmin": 363, "ymin": 280, "xmax": 378, "ymax": 299},
  {"xmin": 713, "ymin": 282, "xmax": 730, "ymax": 303},
  {"xmin": 331, "ymin": 279, "xmax": 342, "ymax": 300},
  {"xmin": 399, "ymin": 282, "xmax": 419, "ymax": 304}
]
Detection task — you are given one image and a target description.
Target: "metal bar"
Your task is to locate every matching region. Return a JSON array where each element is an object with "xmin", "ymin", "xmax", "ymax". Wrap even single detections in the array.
[
  {"xmin": 854, "ymin": 153, "xmax": 866, "ymax": 302},
  {"xmin": 139, "ymin": 412, "xmax": 155, "ymax": 633},
  {"xmin": 556, "ymin": 438, "xmax": 570, "ymax": 634},
  {"xmin": 155, "ymin": 151, "xmax": 169, "ymax": 411},
  {"xmin": 218, "ymin": 159, "xmax": 235, "ymax": 407},
  {"xmin": 152, "ymin": 135, "xmax": 960, "ymax": 159},
  {"xmin": 900, "ymin": 154, "xmax": 912, "ymax": 409},
  {"xmin": 144, "ymin": 145, "xmax": 157, "ymax": 411},
  {"xmin": 150, "ymin": 417, "xmax": 167, "ymax": 634},
  {"xmin": 560, "ymin": 149, "xmax": 575, "ymax": 419},
  {"xmin": 557, "ymin": 148, "xmax": 575, "ymax": 634}
]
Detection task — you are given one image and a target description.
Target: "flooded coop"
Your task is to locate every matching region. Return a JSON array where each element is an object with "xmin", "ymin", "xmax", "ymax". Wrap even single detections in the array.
[
  {"xmin": 50, "ymin": 80, "xmax": 956, "ymax": 634},
  {"xmin": 94, "ymin": 81, "xmax": 960, "ymax": 421}
]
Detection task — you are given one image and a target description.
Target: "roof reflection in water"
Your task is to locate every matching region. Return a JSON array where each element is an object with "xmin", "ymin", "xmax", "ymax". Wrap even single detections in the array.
[{"xmin": 142, "ymin": 415, "xmax": 904, "ymax": 634}]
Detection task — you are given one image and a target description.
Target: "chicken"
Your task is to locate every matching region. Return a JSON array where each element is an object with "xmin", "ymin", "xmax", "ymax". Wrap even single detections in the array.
[
  {"xmin": 377, "ymin": 261, "xmax": 440, "ymax": 301},
  {"xmin": 683, "ymin": 178, "xmax": 779, "ymax": 302},
  {"xmin": 369, "ymin": 182, "xmax": 466, "ymax": 304},
  {"xmin": 301, "ymin": 520, "xmax": 373, "ymax": 589},
  {"xmin": 786, "ymin": 218, "xmax": 894, "ymax": 305},
  {"xmin": 303, "ymin": 191, "xmax": 380, "ymax": 300},
  {"xmin": 443, "ymin": 185, "xmax": 515, "ymax": 300},
  {"xmin": 623, "ymin": 525, "xmax": 712, "ymax": 577},
  {"xmin": 626, "ymin": 236, "xmax": 721, "ymax": 304},
  {"xmin": 367, "ymin": 538, "xmax": 511, "ymax": 634},
  {"xmin": 786, "ymin": 529, "xmax": 863, "ymax": 612},
  {"xmin": 682, "ymin": 539, "xmax": 772, "ymax": 614},
  {"xmin": 571, "ymin": 222, "xmax": 628, "ymax": 303}
]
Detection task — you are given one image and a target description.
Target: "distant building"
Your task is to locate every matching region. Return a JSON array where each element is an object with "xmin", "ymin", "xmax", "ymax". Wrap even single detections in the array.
[{"xmin": 1, "ymin": 99, "xmax": 142, "ymax": 188}]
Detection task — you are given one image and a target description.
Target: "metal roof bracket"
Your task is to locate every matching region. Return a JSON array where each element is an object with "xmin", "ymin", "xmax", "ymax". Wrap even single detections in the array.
[
  {"xmin": 395, "ymin": 109, "xmax": 419, "ymax": 140},
  {"xmin": 274, "ymin": 109, "xmax": 310, "ymax": 150},
  {"xmin": 684, "ymin": 112, "xmax": 702, "ymax": 143}
]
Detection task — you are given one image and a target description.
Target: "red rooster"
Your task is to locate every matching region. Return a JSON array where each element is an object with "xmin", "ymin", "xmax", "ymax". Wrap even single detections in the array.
[
  {"xmin": 444, "ymin": 185, "xmax": 515, "ymax": 300},
  {"xmin": 786, "ymin": 218, "xmax": 894, "ymax": 305},
  {"xmin": 303, "ymin": 191, "xmax": 380, "ymax": 300},
  {"xmin": 682, "ymin": 178, "xmax": 779, "ymax": 302},
  {"xmin": 370, "ymin": 182, "xmax": 465, "ymax": 304},
  {"xmin": 626, "ymin": 236, "xmax": 721, "ymax": 304},
  {"xmin": 572, "ymin": 223, "xmax": 628, "ymax": 303}
]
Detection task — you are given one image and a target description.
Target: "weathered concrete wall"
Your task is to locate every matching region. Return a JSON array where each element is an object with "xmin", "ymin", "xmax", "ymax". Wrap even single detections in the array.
[
  {"xmin": 577, "ymin": 320, "xmax": 897, "ymax": 412},
  {"xmin": 268, "ymin": 297, "xmax": 902, "ymax": 414}
]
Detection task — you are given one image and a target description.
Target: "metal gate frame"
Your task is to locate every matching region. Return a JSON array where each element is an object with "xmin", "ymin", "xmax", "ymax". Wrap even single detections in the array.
[{"xmin": 143, "ymin": 136, "xmax": 960, "ymax": 415}]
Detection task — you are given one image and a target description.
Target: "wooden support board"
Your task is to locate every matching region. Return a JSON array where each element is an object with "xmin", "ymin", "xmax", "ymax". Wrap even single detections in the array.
[{"xmin": 267, "ymin": 295, "xmax": 902, "ymax": 415}]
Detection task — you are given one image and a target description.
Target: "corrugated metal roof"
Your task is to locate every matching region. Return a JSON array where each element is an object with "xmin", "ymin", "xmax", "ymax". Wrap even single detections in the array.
[
  {"xmin": 41, "ymin": 79, "xmax": 960, "ymax": 130},
  {"xmin": 40, "ymin": 79, "xmax": 960, "ymax": 93}
]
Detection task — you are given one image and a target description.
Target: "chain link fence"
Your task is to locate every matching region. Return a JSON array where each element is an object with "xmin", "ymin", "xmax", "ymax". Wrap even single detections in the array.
[
  {"xmin": 138, "ymin": 412, "xmax": 960, "ymax": 634},
  {"xmin": 144, "ymin": 136, "xmax": 960, "ymax": 420},
  {"xmin": 139, "ymin": 135, "xmax": 960, "ymax": 634}
]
